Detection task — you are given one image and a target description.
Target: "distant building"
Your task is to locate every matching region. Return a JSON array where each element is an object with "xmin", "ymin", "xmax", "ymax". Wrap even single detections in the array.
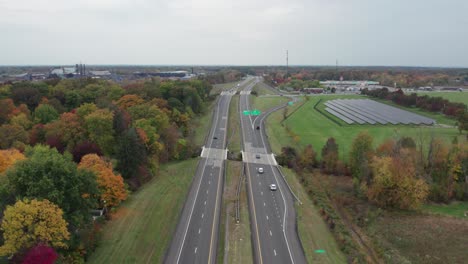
[
  {"xmin": 303, "ymin": 88, "xmax": 324, "ymax": 94},
  {"xmin": 89, "ymin": 70, "xmax": 111, "ymax": 79}
]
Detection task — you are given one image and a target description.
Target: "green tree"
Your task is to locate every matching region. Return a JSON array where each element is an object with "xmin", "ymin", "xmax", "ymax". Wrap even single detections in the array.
[
  {"xmin": 116, "ymin": 128, "xmax": 146, "ymax": 180},
  {"xmin": 34, "ymin": 104, "xmax": 59, "ymax": 124},
  {"xmin": 6, "ymin": 145, "xmax": 99, "ymax": 228},
  {"xmin": 84, "ymin": 109, "xmax": 115, "ymax": 155},
  {"xmin": 349, "ymin": 131, "xmax": 374, "ymax": 185}
]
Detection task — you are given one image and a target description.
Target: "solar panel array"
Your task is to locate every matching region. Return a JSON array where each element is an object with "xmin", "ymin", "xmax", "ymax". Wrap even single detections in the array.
[{"xmin": 324, "ymin": 99, "xmax": 435, "ymax": 125}]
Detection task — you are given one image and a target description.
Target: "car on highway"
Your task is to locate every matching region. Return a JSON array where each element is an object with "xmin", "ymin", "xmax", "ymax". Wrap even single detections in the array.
[
  {"xmin": 258, "ymin": 167, "xmax": 264, "ymax": 174},
  {"xmin": 255, "ymin": 154, "xmax": 261, "ymax": 159},
  {"xmin": 213, "ymin": 136, "xmax": 218, "ymax": 139},
  {"xmin": 269, "ymin": 184, "xmax": 277, "ymax": 191},
  {"xmin": 256, "ymin": 126, "xmax": 260, "ymax": 130}
]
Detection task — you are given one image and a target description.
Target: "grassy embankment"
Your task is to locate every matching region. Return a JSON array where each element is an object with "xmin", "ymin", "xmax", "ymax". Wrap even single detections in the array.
[
  {"xmin": 411, "ymin": 91, "xmax": 468, "ymax": 105},
  {"xmin": 88, "ymin": 101, "xmax": 215, "ymax": 263},
  {"xmin": 266, "ymin": 94, "xmax": 462, "ymax": 161},
  {"xmin": 87, "ymin": 158, "xmax": 198, "ymax": 263}
]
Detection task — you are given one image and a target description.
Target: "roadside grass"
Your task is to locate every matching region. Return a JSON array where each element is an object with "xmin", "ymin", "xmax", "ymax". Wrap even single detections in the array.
[
  {"xmin": 252, "ymin": 82, "xmax": 278, "ymax": 95},
  {"xmin": 281, "ymin": 168, "xmax": 347, "ymax": 263},
  {"xmin": 192, "ymin": 100, "xmax": 216, "ymax": 147},
  {"xmin": 87, "ymin": 158, "xmax": 199, "ymax": 264},
  {"xmin": 250, "ymin": 95, "xmax": 289, "ymax": 113},
  {"xmin": 411, "ymin": 91, "xmax": 468, "ymax": 105},
  {"xmin": 421, "ymin": 201, "xmax": 468, "ymax": 218},
  {"xmin": 367, "ymin": 211, "xmax": 468, "ymax": 263},
  {"xmin": 227, "ymin": 95, "xmax": 241, "ymax": 154},
  {"xmin": 267, "ymin": 95, "xmax": 462, "ymax": 161}
]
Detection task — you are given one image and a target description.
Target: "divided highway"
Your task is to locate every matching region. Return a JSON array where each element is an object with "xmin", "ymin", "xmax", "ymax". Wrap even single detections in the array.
[
  {"xmin": 239, "ymin": 78, "xmax": 307, "ymax": 264},
  {"xmin": 165, "ymin": 78, "xmax": 252, "ymax": 264}
]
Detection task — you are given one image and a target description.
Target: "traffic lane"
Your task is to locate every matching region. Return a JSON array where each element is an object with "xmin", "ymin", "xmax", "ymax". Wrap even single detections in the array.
[
  {"xmin": 178, "ymin": 163, "xmax": 222, "ymax": 264},
  {"xmin": 165, "ymin": 158, "xmax": 209, "ymax": 263},
  {"xmin": 248, "ymin": 163, "xmax": 292, "ymax": 264}
]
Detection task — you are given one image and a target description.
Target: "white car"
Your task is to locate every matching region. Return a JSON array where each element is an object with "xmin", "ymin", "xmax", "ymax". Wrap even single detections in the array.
[
  {"xmin": 269, "ymin": 184, "xmax": 277, "ymax": 191},
  {"xmin": 258, "ymin": 167, "xmax": 264, "ymax": 174}
]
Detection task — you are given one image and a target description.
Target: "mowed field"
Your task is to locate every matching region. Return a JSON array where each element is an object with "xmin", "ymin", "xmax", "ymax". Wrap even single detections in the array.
[
  {"xmin": 266, "ymin": 94, "xmax": 462, "ymax": 160},
  {"xmin": 87, "ymin": 159, "xmax": 198, "ymax": 263},
  {"xmin": 412, "ymin": 91, "xmax": 468, "ymax": 105}
]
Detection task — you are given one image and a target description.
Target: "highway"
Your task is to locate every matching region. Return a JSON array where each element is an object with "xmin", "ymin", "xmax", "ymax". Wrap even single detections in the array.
[
  {"xmin": 239, "ymin": 78, "xmax": 307, "ymax": 264},
  {"xmin": 164, "ymin": 77, "xmax": 252, "ymax": 264}
]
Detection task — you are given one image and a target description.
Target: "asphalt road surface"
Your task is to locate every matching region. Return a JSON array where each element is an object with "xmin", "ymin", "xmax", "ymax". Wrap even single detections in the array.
[
  {"xmin": 164, "ymin": 78, "xmax": 252, "ymax": 264},
  {"xmin": 240, "ymin": 78, "xmax": 307, "ymax": 264}
]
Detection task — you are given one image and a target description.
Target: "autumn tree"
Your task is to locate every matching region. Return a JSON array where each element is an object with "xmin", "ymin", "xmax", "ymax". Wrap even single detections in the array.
[
  {"xmin": 71, "ymin": 141, "xmax": 103, "ymax": 163},
  {"xmin": 0, "ymin": 98, "xmax": 16, "ymax": 124},
  {"xmin": 0, "ymin": 199, "xmax": 70, "ymax": 258},
  {"xmin": 21, "ymin": 244, "xmax": 58, "ymax": 264},
  {"xmin": 116, "ymin": 94, "xmax": 145, "ymax": 110},
  {"xmin": 0, "ymin": 124, "xmax": 28, "ymax": 149},
  {"xmin": 0, "ymin": 149, "xmax": 25, "ymax": 174},
  {"xmin": 78, "ymin": 154, "xmax": 127, "ymax": 207},
  {"xmin": 367, "ymin": 156, "xmax": 429, "ymax": 210},
  {"xmin": 321, "ymin": 137, "xmax": 339, "ymax": 174},
  {"xmin": 349, "ymin": 131, "xmax": 374, "ymax": 185},
  {"xmin": 298, "ymin": 144, "xmax": 317, "ymax": 171},
  {"xmin": 6, "ymin": 145, "xmax": 99, "ymax": 228},
  {"xmin": 376, "ymin": 139, "xmax": 396, "ymax": 157}
]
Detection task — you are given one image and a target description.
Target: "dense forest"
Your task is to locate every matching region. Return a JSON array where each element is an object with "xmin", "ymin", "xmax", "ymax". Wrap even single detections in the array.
[{"xmin": 0, "ymin": 77, "xmax": 213, "ymax": 262}]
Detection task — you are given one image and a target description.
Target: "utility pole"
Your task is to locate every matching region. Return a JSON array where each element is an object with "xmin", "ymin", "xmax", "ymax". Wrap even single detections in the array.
[{"xmin": 286, "ymin": 50, "xmax": 289, "ymax": 77}]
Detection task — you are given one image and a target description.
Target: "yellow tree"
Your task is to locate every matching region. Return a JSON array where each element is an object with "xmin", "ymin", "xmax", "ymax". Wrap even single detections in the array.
[
  {"xmin": 0, "ymin": 199, "xmax": 70, "ymax": 257},
  {"xmin": 78, "ymin": 154, "xmax": 127, "ymax": 207},
  {"xmin": 367, "ymin": 156, "xmax": 429, "ymax": 210},
  {"xmin": 0, "ymin": 149, "xmax": 25, "ymax": 174}
]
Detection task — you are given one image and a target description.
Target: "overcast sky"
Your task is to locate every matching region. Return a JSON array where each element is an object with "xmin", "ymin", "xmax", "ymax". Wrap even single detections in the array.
[{"xmin": 1, "ymin": 0, "xmax": 467, "ymax": 66}]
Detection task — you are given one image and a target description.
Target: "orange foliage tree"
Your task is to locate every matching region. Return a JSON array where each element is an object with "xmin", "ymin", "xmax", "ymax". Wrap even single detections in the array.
[
  {"xmin": 0, "ymin": 149, "xmax": 26, "ymax": 174},
  {"xmin": 78, "ymin": 154, "xmax": 127, "ymax": 207}
]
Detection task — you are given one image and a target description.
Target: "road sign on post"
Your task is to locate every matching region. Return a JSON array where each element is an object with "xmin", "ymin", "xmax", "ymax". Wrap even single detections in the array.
[
  {"xmin": 288, "ymin": 101, "xmax": 294, "ymax": 106},
  {"xmin": 243, "ymin": 110, "xmax": 251, "ymax": 115}
]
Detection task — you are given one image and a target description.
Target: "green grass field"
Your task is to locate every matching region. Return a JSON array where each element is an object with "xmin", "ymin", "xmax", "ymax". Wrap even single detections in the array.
[
  {"xmin": 88, "ymin": 159, "xmax": 199, "ymax": 264},
  {"xmin": 250, "ymin": 95, "xmax": 289, "ymax": 113},
  {"xmin": 412, "ymin": 91, "xmax": 468, "ymax": 105},
  {"xmin": 422, "ymin": 201, "xmax": 468, "ymax": 218},
  {"xmin": 266, "ymin": 94, "xmax": 462, "ymax": 161},
  {"xmin": 252, "ymin": 82, "xmax": 278, "ymax": 95},
  {"xmin": 281, "ymin": 168, "xmax": 347, "ymax": 263}
]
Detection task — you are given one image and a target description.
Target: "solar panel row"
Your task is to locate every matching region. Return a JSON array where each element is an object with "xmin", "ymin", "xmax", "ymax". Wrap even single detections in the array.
[{"xmin": 324, "ymin": 99, "xmax": 436, "ymax": 125}]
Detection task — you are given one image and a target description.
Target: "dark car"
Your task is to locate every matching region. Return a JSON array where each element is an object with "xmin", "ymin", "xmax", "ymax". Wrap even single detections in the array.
[
  {"xmin": 213, "ymin": 136, "xmax": 218, "ymax": 139},
  {"xmin": 256, "ymin": 126, "xmax": 260, "ymax": 130}
]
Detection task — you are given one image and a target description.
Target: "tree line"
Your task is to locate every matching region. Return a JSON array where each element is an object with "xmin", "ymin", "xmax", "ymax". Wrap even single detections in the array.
[
  {"xmin": 277, "ymin": 132, "xmax": 468, "ymax": 210},
  {"xmin": 0, "ymin": 77, "xmax": 212, "ymax": 262}
]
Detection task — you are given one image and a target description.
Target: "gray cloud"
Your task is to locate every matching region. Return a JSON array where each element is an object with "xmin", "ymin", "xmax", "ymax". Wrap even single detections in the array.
[{"xmin": 1, "ymin": 0, "xmax": 467, "ymax": 66}]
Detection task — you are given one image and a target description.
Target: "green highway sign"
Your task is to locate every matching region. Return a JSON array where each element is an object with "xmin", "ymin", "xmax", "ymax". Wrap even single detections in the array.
[
  {"xmin": 315, "ymin": 249, "xmax": 326, "ymax": 254},
  {"xmin": 243, "ymin": 109, "xmax": 261, "ymax": 116},
  {"xmin": 251, "ymin": 109, "xmax": 261, "ymax": 116},
  {"xmin": 288, "ymin": 101, "xmax": 294, "ymax": 106}
]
